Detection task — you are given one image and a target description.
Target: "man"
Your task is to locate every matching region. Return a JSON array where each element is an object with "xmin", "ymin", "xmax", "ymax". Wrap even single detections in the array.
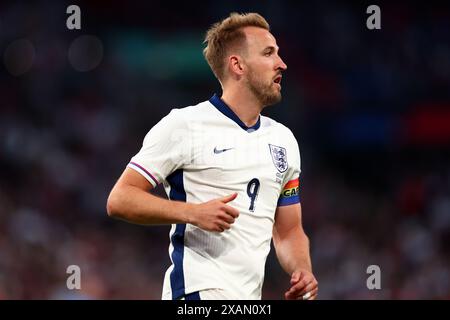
[{"xmin": 107, "ymin": 12, "xmax": 318, "ymax": 300}]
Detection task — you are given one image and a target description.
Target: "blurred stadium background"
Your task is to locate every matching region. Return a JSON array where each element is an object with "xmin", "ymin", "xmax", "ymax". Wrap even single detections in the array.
[{"xmin": 1, "ymin": 0, "xmax": 449, "ymax": 299}]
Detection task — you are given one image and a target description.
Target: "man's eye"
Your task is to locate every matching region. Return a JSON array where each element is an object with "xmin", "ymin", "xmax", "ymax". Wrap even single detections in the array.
[{"xmin": 264, "ymin": 52, "xmax": 272, "ymax": 56}]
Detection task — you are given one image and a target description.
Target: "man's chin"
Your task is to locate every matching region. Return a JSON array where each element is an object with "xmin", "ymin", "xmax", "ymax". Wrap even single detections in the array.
[
  {"xmin": 269, "ymin": 89, "xmax": 282, "ymax": 104},
  {"xmin": 262, "ymin": 93, "xmax": 282, "ymax": 107},
  {"xmin": 249, "ymin": 82, "xmax": 282, "ymax": 106},
  {"xmin": 273, "ymin": 94, "xmax": 282, "ymax": 105}
]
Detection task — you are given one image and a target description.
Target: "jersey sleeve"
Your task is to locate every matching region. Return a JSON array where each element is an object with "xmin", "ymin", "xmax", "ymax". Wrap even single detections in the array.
[
  {"xmin": 277, "ymin": 131, "xmax": 301, "ymax": 207},
  {"xmin": 127, "ymin": 109, "xmax": 191, "ymax": 187}
]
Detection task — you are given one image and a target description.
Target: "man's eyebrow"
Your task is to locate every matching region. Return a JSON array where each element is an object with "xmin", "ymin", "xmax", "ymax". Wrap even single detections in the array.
[{"xmin": 262, "ymin": 45, "xmax": 279, "ymax": 52}]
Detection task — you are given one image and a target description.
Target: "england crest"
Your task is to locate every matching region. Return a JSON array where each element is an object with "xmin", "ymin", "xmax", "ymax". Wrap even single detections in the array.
[{"xmin": 269, "ymin": 144, "xmax": 288, "ymax": 173}]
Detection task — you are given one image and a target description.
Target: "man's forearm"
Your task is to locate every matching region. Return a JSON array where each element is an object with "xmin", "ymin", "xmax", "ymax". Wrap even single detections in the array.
[
  {"xmin": 275, "ymin": 229, "xmax": 312, "ymax": 275},
  {"xmin": 107, "ymin": 185, "xmax": 192, "ymax": 225}
]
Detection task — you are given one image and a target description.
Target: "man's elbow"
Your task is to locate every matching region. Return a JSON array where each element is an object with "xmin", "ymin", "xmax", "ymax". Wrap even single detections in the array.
[
  {"xmin": 106, "ymin": 189, "xmax": 121, "ymax": 218},
  {"xmin": 303, "ymin": 233, "xmax": 310, "ymax": 245},
  {"xmin": 299, "ymin": 228, "xmax": 310, "ymax": 242}
]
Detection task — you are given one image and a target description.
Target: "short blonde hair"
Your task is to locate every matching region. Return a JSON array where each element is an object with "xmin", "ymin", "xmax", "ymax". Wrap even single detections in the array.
[{"xmin": 203, "ymin": 12, "xmax": 270, "ymax": 81}]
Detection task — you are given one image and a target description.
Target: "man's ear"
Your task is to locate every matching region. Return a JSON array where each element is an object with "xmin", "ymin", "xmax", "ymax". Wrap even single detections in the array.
[{"xmin": 228, "ymin": 55, "xmax": 245, "ymax": 78}]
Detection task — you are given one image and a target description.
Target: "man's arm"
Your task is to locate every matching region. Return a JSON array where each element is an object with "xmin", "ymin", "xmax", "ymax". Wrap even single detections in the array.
[
  {"xmin": 106, "ymin": 167, "xmax": 239, "ymax": 232},
  {"xmin": 273, "ymin": 203, "xmax": 318, "ymax": 300}
]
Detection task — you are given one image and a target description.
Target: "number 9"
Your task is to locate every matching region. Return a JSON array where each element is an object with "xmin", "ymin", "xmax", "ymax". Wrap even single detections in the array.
[{"xmin": 247, "ymin": 178, "xmax": 260, "ymax": 212}]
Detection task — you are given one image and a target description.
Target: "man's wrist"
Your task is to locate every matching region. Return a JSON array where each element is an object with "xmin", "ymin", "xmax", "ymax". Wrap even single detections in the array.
[{"xmin": 181, "ymin": 202, "xmax": 196, "ymax": 225}]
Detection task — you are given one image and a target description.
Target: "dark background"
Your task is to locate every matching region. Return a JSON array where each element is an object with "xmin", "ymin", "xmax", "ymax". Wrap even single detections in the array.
[{"xmin": 1, "ymin": 0, "xmax": 449, "ymax": 299}]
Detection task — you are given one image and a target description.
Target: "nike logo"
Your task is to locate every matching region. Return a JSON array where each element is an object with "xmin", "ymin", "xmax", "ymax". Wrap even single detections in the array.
[{"xmin": 213, "ymin": 147, "xmax": 234, "ymax": 154}]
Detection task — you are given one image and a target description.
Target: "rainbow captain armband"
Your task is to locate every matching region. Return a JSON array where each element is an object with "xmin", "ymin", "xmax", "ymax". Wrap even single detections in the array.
[{"xmin": 277, "ymin": 178, "xmax": 300, "ymax": 206}]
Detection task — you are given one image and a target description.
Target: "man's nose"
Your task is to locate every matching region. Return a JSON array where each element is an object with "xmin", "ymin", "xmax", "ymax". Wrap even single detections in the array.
[{"xmin": 277, "ymin": 56, "xmax": 287, "ymax": 71}]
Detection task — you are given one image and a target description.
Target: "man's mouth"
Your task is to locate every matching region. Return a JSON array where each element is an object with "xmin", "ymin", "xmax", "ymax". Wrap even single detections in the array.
[{"xmin": 273, "ymin": 75, "xmax": 282, "ymax": 87}]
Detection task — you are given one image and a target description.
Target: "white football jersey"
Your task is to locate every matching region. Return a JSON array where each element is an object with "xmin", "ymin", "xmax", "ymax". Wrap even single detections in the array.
[{"xmin": 128, "ymin": 94, "xmax": 301, "ymax": 300}]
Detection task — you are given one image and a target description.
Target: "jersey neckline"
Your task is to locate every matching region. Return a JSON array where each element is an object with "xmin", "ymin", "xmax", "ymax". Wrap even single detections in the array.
[{"xmin": 209, "ymin": 94, "xmax": 261, "ymax": 133}]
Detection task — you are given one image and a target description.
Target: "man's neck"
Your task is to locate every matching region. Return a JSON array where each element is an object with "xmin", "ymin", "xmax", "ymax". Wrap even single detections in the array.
[{"xmin": 220, "ymin": 89, "xmax": 262, "ymax": 128}]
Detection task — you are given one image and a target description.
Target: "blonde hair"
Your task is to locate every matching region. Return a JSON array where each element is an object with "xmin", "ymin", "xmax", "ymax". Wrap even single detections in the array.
[{"xmin": 203, "ymin": 12, "xmax": 270, "ymax": 81}]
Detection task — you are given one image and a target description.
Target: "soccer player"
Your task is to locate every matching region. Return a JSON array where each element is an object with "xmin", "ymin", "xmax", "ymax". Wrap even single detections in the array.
[{"xmin": 107, "ymin": 12, "xmax": 318, "ymax": 300}]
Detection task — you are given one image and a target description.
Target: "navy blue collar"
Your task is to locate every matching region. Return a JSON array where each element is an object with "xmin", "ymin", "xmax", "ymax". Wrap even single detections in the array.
[{"xmin": 209, "ymin": 94, "xmax": 261, "ymax": 132}]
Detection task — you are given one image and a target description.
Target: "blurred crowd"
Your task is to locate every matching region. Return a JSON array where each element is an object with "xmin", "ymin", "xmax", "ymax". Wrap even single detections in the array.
[{"xmin": 0, "ymin": 1, "xmax": 449, "ymax": 299}]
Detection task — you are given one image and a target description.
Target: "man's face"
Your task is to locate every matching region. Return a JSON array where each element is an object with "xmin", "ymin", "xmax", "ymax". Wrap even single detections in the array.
[{"xmin": 241, "ymin": 27, "xmax": 288, "ymax": 107}]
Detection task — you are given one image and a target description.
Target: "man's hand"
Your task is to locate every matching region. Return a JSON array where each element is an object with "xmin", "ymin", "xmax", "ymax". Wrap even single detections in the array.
[
  {"xmin": 188, "ymin": 193, "xmax": 240, "ymax": 232},
  {"xmin": 285, "ymin": 269, "xmax": 318, "ymax": 300}
]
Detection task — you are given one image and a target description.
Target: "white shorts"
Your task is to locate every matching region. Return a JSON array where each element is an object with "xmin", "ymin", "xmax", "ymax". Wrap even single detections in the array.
[{"xmin": 163, "ymin": 288, "xmax": 235, "ymax": 300}]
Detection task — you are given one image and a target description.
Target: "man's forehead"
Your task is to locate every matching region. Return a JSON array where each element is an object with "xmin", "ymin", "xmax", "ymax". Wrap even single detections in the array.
[{"xmin": 242, "ymin": 26, "xmax": 278, "ymax": 49}]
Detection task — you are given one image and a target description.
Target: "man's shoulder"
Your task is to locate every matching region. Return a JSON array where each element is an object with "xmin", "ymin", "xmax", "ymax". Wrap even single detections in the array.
[
  {"xmin": 170, "ymin": 99, "xmax": 211, "ymax": 115},
  {"xmin": 261, "ymin": 115, "xmax": 296, "ymax": 137},
  {"xmin": 156, "ymin": 101, "xmax": 213, "ymax": 126}
]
